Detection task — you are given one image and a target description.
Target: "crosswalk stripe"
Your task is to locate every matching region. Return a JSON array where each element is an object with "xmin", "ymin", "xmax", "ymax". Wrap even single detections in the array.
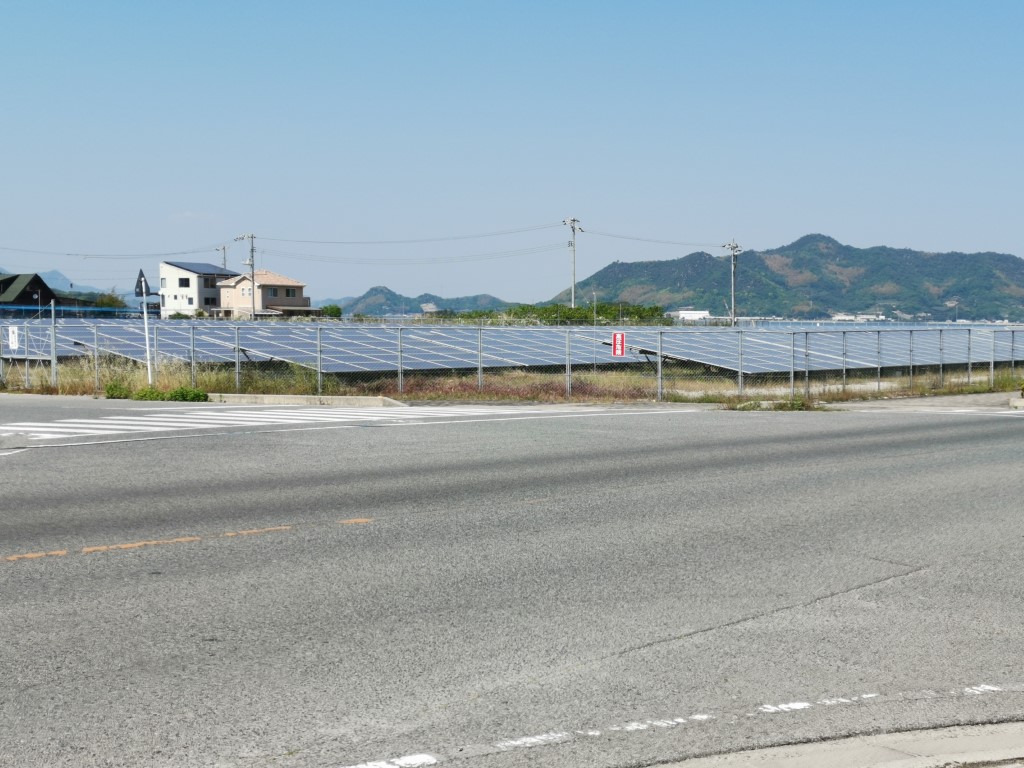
[{"xmin": 0, "ymin": 405, "xmax": 594, "ymax": 441}]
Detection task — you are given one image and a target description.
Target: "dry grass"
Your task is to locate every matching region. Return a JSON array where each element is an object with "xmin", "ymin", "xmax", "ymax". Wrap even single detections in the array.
[{"xmin": 2, "ymin": 355, "xmax": 1021, "ymax": 405}]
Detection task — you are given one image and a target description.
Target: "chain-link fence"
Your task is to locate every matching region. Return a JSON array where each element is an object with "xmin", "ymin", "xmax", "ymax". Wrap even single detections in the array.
[{"xmin": 1, "ymin": 322, "xmax": 1022, "ymax": 402}]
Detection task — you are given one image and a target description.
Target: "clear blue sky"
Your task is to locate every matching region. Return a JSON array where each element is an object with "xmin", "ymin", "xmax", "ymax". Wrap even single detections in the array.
[{"xmin": 1, "ymin": 1, "xmax": 1021, "ymax": 303}]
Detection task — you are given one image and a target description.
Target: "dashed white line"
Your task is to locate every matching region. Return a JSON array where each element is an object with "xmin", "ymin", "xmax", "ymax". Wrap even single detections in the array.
[{"xmin": 337, "ymin": 681, "xmax": 1011, "ymax": 768}]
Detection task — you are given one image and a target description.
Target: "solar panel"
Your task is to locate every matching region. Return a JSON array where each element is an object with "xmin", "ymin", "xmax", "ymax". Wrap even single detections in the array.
[{"xmin": 2, "ymin": 319, "xmax": 1022, "ymax": 377}]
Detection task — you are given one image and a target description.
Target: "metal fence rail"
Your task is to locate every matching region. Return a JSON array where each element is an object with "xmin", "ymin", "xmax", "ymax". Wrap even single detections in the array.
[{"xmin": 1, "ymin": 321, "xmax": 1022, "ymax": 400}]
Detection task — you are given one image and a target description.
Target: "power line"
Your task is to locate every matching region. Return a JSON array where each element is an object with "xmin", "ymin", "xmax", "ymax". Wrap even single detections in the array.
[
  {"xmin": 258, "ymin": 223, "xmax": 563, "ymax": 245},
  {"xmin": 584, "ymin": 229, "xmax": 720, "ymax": 248},
  {"xmin": 258, "ymin": 243, "xmax": 566, "ymax": 265},
  {"xmin": 0, "ymin": 243, "xmax": 231, "ymax": 259}
]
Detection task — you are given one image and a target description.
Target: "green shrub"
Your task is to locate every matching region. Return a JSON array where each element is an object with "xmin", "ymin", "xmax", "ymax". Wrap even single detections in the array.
[
  {"xmin": 105, "ymin": 381, "xmax": 133, "ymax": 399},
  {"xmin": 132, "ymin": 386, "xmax": 166, "ymax": 401},
  {"xmin": 166, "ymin": 386, "xmax": 208, "ymax": 402}
]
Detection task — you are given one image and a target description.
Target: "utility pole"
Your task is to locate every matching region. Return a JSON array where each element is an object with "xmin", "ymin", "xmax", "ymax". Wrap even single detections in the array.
[
  {"xmin": 722, "ymin": 240, "xmax": 742, "ymax": 326},
  {"xmin": 216, "ymin": 245, "xmax": 228, "ymax": 270},
  {"xmin": 563, "ymin": 217, "xmax": 582, "ymax": 308},
  {"xmin": 235, "ymin": 234, "xmax": 256, "ymax": 320}
]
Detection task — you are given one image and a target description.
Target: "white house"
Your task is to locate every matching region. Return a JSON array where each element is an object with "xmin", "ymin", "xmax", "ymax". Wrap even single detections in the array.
[{"xmin": 158, "ymin": 262, "xmax": 240, "ymax": 318}]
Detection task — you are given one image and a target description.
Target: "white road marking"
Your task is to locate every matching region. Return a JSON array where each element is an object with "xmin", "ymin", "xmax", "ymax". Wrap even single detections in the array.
[
  {"xmin": 336, "ymin": 681, "xmax": 1011, "ymax": 768},
  {"xmin": 0, "ymin": 406, "xmax": 607, "ymax": 441},
  {"xmin": 340, "ymin": 755, "xmax": 438, "ymax": 768}
]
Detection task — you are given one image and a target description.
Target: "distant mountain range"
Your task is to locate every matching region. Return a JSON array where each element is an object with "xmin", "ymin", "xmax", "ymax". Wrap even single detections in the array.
[
  {"xmin": 554, "ymin": 234, "xmax": 1024, "ymax": 321},
  {"xmin": 316, "ymin": 235, "xmax": 1024, "ymax": 321},
  {"xmin": 10, "ymin": 234, "xmax": 1024, "ymax": 320},
  {"xmin": 334, "ymin": 286, "xmax": 510, "ymax": 316}
]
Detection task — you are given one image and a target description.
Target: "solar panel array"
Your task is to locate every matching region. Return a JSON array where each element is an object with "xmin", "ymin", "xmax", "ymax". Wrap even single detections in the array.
[{"xmin": 2, "ymin": 320, "xmax": 1023, "ymax": 375}]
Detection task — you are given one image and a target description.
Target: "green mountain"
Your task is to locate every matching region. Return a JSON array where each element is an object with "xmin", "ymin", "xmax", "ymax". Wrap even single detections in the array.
[
  {"xmin": 553, "ymin": 234, "xmax": 1024, "ymax": 321},
  {"xmin": 343, "ymin": 286, "xmax": 510, "ymax": 316}
]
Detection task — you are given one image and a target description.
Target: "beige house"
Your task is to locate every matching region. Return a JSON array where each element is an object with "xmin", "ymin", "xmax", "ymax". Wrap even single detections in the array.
[{"xmin": 215, "ymin": 269, "xmax": 320, "ymax": 319}]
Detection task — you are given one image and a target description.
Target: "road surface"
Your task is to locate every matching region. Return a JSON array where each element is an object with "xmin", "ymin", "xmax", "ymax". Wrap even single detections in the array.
[{"xmin": 1, "ymin": 394, "xmax": 1022, "ymax": 767}]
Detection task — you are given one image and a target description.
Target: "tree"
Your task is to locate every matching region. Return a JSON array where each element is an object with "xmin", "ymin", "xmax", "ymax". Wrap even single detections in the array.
[
  {"xmin": 95, "ymin": 289, "xmax": 127, "ymax": 309},
  {"xmin": 321, "ymin": 304, "xmax": 342, "ymax": 318}
]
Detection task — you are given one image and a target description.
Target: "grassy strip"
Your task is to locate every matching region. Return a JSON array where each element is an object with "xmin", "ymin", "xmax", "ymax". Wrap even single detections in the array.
[{"xmin": 1, "ymin": 356, "xmax": 1021, "ymax": 405}]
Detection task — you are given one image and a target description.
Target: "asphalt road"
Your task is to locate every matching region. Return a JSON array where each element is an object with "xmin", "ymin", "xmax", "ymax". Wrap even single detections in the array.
[{"xmin": 1, "ymin": 395, "xmax": 1023, "ymax": 767}]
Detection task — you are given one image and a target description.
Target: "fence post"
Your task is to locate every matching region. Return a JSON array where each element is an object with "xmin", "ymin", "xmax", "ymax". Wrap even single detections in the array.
[
  {"xmin": 938, "ymin": 328, "xmax": 944, "ymax": 387},
  {"xmin": 790, "ymin": 332, "xmax": 795, "ymax": 398},
  {"xmin": 94, "ymin": 326, "xmax": 100, "ymax": 393},
  {"xmin": 153, "ymin": 326, "xmax": 160, "ymax": 383},
  {"xmin": 737, "ymin": 330, "xmax": 744, "ymax": 395},
  {"xmin": 842, "ymin": 330, "xmax": 847, "ymax": 389},
  {"xmin": 876, "ymin": 330, "xmax": 882, "ymax": 392},
  {"xmin": 657, "ymin": 331, "xmax": 664, "ymax": 401},
  {"xmin": 397, "ymin": 326, "xmax": 404, "ymax": 394},
  {"xmin": 909, "ymin": 330, "xmax": 914, "ymax": 391},
  {"xmin": 966, "ymin": 328, "xmax": 972, "ymax": 384},
  {"xmin": 565, "ymin": 329, "xmax": 572, "ymax": 399},
  {"xmin": 234, "ymin": 326, "xmax": 241, "ymax": 393},
  {"xmin": 190, "ymin": 326, "xmax": 197, "ymax": 388},
  {"xmin": 0, "ymin": 324, "xmax": 5, "ymax": 385},
  {"xmin": 49, "ymin": 303, "xmax": 57, "ymax": 388},
  {"xmin": 316, "ymin": 326, "xmax": 323, "ymax": 395},
  {"xmin": 24, "ymin": 323, "xmax": 30, "ymax": 389},
  {"xmin": 477, "ymin": 328, "xmax": 484, "ymax": 392},
  {"xmin": 804, "ymin": 332, "xmax": 810, "ymax": 397},
  {"xmin": 1012, "ymin": 330, "xmax": 1017, "ymax": 377},
  {"xmin": 990, "ymin": 329, "xmax": 996, "ymax": 387}
]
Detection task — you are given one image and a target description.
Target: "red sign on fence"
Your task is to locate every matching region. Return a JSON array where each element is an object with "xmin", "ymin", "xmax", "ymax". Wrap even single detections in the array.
[{"xmin": 612, "ymin": 332, "xmax": 625, "ymax": 356}]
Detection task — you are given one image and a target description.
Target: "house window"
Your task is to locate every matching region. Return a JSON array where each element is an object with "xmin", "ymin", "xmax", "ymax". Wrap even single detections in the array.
[
  {"xmin": 187, "ymin": 297, "xmax": 194, "ymax": 306},
  {"xmin": 161, "ymin": 295, "xmax": 165, "ymax": 306},
  {"xmin": 203, "ymin": 277, "xmax": 217, "ymax": 289},
  {"xmin": 178, "ymin": 277, "xmax": 190, "ymax": 288},
  {"xmin": 285, "ymin": 288, "xmax": 297, "ymax": 298},
  {"xmin": 204, "ymin": 296, "xmax": 217, "ymax": 306},
  {"xmin": 160, "ymin": 277, "xmax": 166, "ymax": 288},
  {"xmin": 269, "ymin": 287, "xmax": 279, "ymax": 298}
]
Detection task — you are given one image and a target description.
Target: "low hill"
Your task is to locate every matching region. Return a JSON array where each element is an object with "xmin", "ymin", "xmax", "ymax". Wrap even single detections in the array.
[
  {"xmin": 343, "ymin": 286, "xmax": 510, "ymax": 316},
  {"xmin": 553, "ymin": 234, "xmax": 1024, "ymax": 321}
]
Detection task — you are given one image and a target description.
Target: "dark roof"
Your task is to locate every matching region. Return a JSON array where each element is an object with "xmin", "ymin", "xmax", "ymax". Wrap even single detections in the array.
[
  {"xmin": 0, "ymin": 273, "xmax": 48, "ymax": 303},
  {"xmin": 163, "ymin": 261, "xmax": 240, "ymax": 277}
]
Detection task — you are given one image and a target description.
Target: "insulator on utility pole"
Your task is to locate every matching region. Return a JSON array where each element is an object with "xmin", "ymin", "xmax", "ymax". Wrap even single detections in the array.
[
  {"xmin": 235, "ymin": 233, "xmax": 257, "ymax": 320},
  {"xmin": 563, "ymin": 217, "xmax": 583, "ymax": 308},
  {"xmin": 722, "ymin": 240, "xmax": 743, "ymax": 327}
]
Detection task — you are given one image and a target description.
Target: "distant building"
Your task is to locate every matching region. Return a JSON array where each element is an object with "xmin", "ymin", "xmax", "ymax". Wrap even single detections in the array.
[
  {"xmin": 666, "ymin": 308, "xmax": 712, "ymax": 321},
  {"xmin": 0, "ymin": 273, "xmax": 61, "ymax": 316},
  {"xmin": 215, "ymin": 269, "xmax": 319, "ymax": 319},
  {"xmin": 830, "ymin": 312, "xmax": 887, "ymax": 322},
  {"xmin": 159, "ymin": 262, "xmax": 240, "ymax": 318}
]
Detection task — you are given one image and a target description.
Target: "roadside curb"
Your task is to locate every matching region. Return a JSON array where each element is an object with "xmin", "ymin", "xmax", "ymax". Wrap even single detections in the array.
[
  {"xmin": 664, "ymin": 722, "xmax": 1024, "ymax": 767},
  {"xmin": 207, "ymin": 393, "xmax": 407, "ymax": 407}
]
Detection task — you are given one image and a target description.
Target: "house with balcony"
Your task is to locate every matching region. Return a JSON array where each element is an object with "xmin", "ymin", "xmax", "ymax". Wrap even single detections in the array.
[
  {"xmin": 215, "ymin": 269, "xmax": 319, "ymax": 319},
  {"xmin": 158, "ymin": 262, "xmax": 240, "ymax": 318}
]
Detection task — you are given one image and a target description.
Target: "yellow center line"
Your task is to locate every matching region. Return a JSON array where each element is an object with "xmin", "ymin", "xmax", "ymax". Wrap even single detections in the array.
[
  {"xmin": 82, "ymin": 536, "xmax": 202, "ymax": 554},
  {"xmin": 5, "ymin": 518, "xmax": 374, "ymax": 563},
  {"xmin": 222, "ymin": 525, "xmax": 293, "ymax": 537},
  {"xmin": 3, "ymin": 550, "xmax": 68, "ymax": 562}
]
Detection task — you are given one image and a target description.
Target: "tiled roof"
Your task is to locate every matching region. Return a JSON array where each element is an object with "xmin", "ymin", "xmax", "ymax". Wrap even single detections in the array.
[
  {"xmin": 163, "ymin": 261, "xmax": 240, "ymax": 277},
  {"xmin": 217, "ymin": 269, "xmax": 305, "ymax": 287}
]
